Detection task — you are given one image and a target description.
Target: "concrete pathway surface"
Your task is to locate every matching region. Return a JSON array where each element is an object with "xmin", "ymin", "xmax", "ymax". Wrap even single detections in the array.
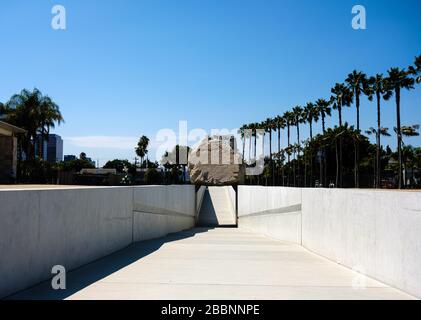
[{"xmin": 10, "ymin": 228, "xmax": 414, "ymax": 300}]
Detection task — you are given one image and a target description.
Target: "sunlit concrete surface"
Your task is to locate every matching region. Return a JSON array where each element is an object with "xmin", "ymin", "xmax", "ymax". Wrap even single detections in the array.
[
  {"xmin": 0, "ymin": 184, "xmax": 95, "ymax": 190},
  {"xmin": 10, "ymin": 228, "xmax": 415, "ymax": 300}
]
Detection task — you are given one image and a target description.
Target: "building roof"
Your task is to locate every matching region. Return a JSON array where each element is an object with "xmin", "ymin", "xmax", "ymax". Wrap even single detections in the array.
[{"xmin": 0, "ymin": 121, "xmax": 26, "ymax": 135}]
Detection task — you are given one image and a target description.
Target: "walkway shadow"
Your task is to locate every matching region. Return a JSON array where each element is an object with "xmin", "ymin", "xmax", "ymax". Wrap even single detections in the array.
[
  {"xmin": 8, "ymin": 227, "xmax": 215, "ymax": 300},
  {"xmin": 197, "ymin": 188, "xmax": 220, "ymax": 226}
]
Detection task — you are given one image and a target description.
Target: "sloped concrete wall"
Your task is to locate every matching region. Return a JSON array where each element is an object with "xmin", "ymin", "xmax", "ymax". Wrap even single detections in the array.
[
  {"xmin": 132, "ymin": 185, "xmax": 196, "ymax": 241},
  {"xmin": 237, "ymin": 186, "xmax": 421, "ymax": 298},
  {"xmin": 0, "ymin": 187, "xmax": 133, "ymax": 298},
  {"xmin": 0, "ymin": 185, "xmax": 196, "ymax": 298},
  {"xmin": 227, "ymin": 186, "xmax": 236, "ymax": 218},
  {"xmin": 302, "ymin": 188, "xmax": 421, "ymax": 299},
  {"xmin": 238, "ymin": 186, "xmax": 302, "ymax": 244}
]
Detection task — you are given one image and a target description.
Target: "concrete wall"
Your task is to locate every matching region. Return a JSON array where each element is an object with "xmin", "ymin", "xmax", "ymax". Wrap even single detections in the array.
[
  {"xmin": 227, "ymin": 186, "xmax": 236, "ymax": 218},
  {"xmin": 238, "ymin": 186, "xmax": 421, "ymax": 298},
  {"xmin": 196, "ymin": 186, "xmax": 206, "ymax": 218},
  {"xmin": 0, "ymin": 185, "xmax": 196, "ymax": 298},
  {"xmin": 238, "ymin": 186, "xmax": 302, "ymax": 244},
  {"xmin": 302, "ymin": 188, "xmax": 421, "ymax": 299},
  {"xmin": 133, "ymin": 185, "xmax": 196, "ymax": 241}
]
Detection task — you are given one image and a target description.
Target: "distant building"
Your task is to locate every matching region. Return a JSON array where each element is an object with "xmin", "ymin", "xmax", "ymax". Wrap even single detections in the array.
[
  {"xmin": 64, "ymin": 155, "xmax": 77, "ymax": 162},
  {"xmin": 0, "ymin": 121, "xmax": 26, "ymax": 183},
  {"xmin": 86, "ymin": 157, "xmax": 96, "ymax": 167},
  {"xmin": 35, "ymin": 134, "xmax": 63, "ymax": 163}
]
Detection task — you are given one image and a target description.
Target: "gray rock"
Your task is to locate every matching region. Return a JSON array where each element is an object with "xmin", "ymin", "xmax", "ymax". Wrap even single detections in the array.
[{"xmin": 188, "ymin": 136, "xmax": 245, "ymax": 186}]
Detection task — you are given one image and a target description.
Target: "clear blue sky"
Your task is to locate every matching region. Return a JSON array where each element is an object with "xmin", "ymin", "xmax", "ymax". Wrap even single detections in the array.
[{"xmin": 1, "ymin": 0, "xmax": 420, "ymax": 165}]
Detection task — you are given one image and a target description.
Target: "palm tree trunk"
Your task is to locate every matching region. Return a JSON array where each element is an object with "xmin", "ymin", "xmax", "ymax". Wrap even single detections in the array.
[
  {"xmin": 270, "ymin": 130, "xmax": 274, "ymax": 186},
  {"xmin": 376, "ymin": 91, "xmax": 381, "ymax": 188},
  {"xmin": 249, "ymin": 135, "xmax": 252, "ymax": 164},
  {"xmin": 356, "ymin": 92, "xmax": 360, "ymax": 132},
  {"xmin": 309, "ymin": 119, "xmax": 313, "ymax": 141},
  {"xmin": 335, "ymin": 139, "xmax": 339, "ymax": 187},
  {"xmin": 254, "ymin": 133, "xmax": 257, "ymax": 161},
  {"xmin": 339, "ymin": 136, "xmax": 343, "ymax": 188},
  {"xmin": 354, "ymin": 140, "xmax": 358, "ymax": 187},
  {"xmin": 338, "ymin": 104, "xmax": 342, "ymax": 127},
  {"xmin": 396, "ymin": 88, "xmax": 403, "ymax": 189},
  {"xmin": 355, "ymin": 94, "xmax": 360, "ymax": 188},
  {"xmin": 309, "ymin": 120, "xmax": 313, "ymax": 188},
  {"xmin": 242, "ymin": 135, "xmax": 245, "ymax": 162},
  {"xmin": 322, "ymin": 113, "xmax": 326, "ymax": 134},
  {"xmin": 276, "ymin": 126, "xmax": 281, "ymax": 184},
  {"xmin": 297, "ymin": 124, "xmax": 300, "ymax": 187}
]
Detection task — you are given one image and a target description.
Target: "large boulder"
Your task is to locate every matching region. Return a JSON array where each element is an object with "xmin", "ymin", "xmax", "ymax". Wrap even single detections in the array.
[{"xmin": 188, "ymin": 135, "xmax": 245, "ymax": 186}]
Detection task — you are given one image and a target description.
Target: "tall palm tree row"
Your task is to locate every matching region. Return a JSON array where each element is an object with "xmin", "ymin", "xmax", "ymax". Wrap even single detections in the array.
[{"xmin": 238, "ymin": 54, "xmax": 420, "ymax": 188}]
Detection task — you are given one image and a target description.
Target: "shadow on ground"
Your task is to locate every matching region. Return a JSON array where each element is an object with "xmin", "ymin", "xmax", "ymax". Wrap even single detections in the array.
[{"xmin": 8, "ymin": 227, "xmax": 215, "ymax": 300}]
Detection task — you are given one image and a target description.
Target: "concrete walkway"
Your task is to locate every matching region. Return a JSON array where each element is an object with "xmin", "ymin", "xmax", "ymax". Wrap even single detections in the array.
[
  {"xmin": 10, "ymin": 228, "xmax": 414, "ymax": 300},
  {"xmin": 197, "ymin": 187, "xmax": 236, "ymax": 227}
]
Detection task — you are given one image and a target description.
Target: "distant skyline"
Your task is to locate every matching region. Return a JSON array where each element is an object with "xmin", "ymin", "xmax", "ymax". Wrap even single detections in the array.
[{"xmin": 1, "ymin": 0, "xmax": 420, "ymax": 165}]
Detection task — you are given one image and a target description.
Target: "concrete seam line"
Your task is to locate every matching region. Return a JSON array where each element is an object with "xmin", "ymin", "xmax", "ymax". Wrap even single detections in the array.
[
  {"xmin": 240, "ymin": 204, "xmax": 302, "ymax": 218},
  {"xmin": 133, "ymin": 203, "xmax": 191, "ymax": 217},
  {"xmin": 133, "ymin": 210, "xmax": 195, "ymax": 219}
]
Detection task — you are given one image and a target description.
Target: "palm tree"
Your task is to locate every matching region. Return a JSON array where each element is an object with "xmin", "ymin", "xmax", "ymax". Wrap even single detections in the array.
[
  {"xmin": 264, "ymin": 117, "xmax": 277, "ymax": 185},
  {"xmin": 37, "ymin": 95, "xmax": 64, "ymax": 159},
  {"xmin": 315, "ymin": 98, "xmax": 331, "ymax": 134},
  {"xmin": 292, "ymin": 106, "xmax": 305, "ymax": 150},
  {"xmin": 238, "ymin": 125, "xmax": 247, "ymax": 162},
  {"xmin": 275, "ymin": 115, "xmax": 286, "ymax": 155},
  {"xmin": 366, "ymin": 74, "xmax": 392, "ymax": 187},
  {"xmin": 400, "ymin": 125, "xmax": 420, "ymax": 139},
  {"xmin": 135, "ymin": 135, "xmax": 150, "ymax": 167},
  {"xmin": 292, "ymin": 106, "xmax": 305, "ymax": 186},
  {"xmin": 408, "ymin": 55, "xmax": 421, "ymax": 83},
  {"xmin": 331, "ymin": 84, "xmax": 353, "ymax": 187},
  {"xmin": 385, "ymin": 67, "xmax": 415, "ymax": 188},
  {"xmin": 346, "ymin": 71, "xmax": 368, "ymax": 188},
  {"xmin": 331, "ymin": 83, "xmax": 353, "ymax": 127},
  {"xmin": 283, "ymin": 111, "xmax": 294, "ymax": 165},
  {"xmin": 346, "ymin": 70, "xmax": 368, "ymax": 132},
  {"xmin": 304, "ymin": 102, "xmax": 319, "ymax": 141},
  {"xmin": 323, "ymin": 126, "xmax": 347, "ymax": 187},
  {"xmin": 304, "ymin": 103, "xmax": 320, "ymax": 187},
  {"xmin": 366, "ymin": 127, "xmax": 391, "ymax": 187},
  {"xmin": 3, "ymin": 88, "xmax": 64, "ymax": 161}
]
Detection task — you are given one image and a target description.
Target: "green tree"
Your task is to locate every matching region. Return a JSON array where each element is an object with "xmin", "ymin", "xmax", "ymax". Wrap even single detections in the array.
[
  {"xmin": 408, "ymin": 55, "xmax": 421, "ymax": 83},
  {"xmin": 366, "ymin": 127, "xmax": 391, "ymax": 187},
  {"xmin": 366, "ymin": 74, "xmax": 392, "ymax": 187},
  {"xmin": 3, "ymin": 88, "xmax": 63, "ymax": 161},
  {"xmin": 304, "ymin": 102, "xmax": 319, "ymax": 141},
  {"xmin": 144, "ymin": 168, "xmax": 163, "ymax": 185},
  {"xmin": 331, "ymin": 83, "xmax": 353, "ymax": 127},
  {"xmin": 385, "ymin": 67, "xmax": 415, "ymax": 188},
  {"xmin": 315, "ymin": 98, "xmax": 331, "ymax": 134},
  {"xmin": 346, "ymin": 70, "xmax": 368, "ymax": 132},
  {"xmin": 283, "ymin": 111, "xmax": 294, "ymax": 166},
  {"xmin": 135, "ymin": 135, "xmax": 150, "ymax": 167},
  {"xmin": 103, "ymin": 159, "xmax": 133, "ymax": 173}
]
